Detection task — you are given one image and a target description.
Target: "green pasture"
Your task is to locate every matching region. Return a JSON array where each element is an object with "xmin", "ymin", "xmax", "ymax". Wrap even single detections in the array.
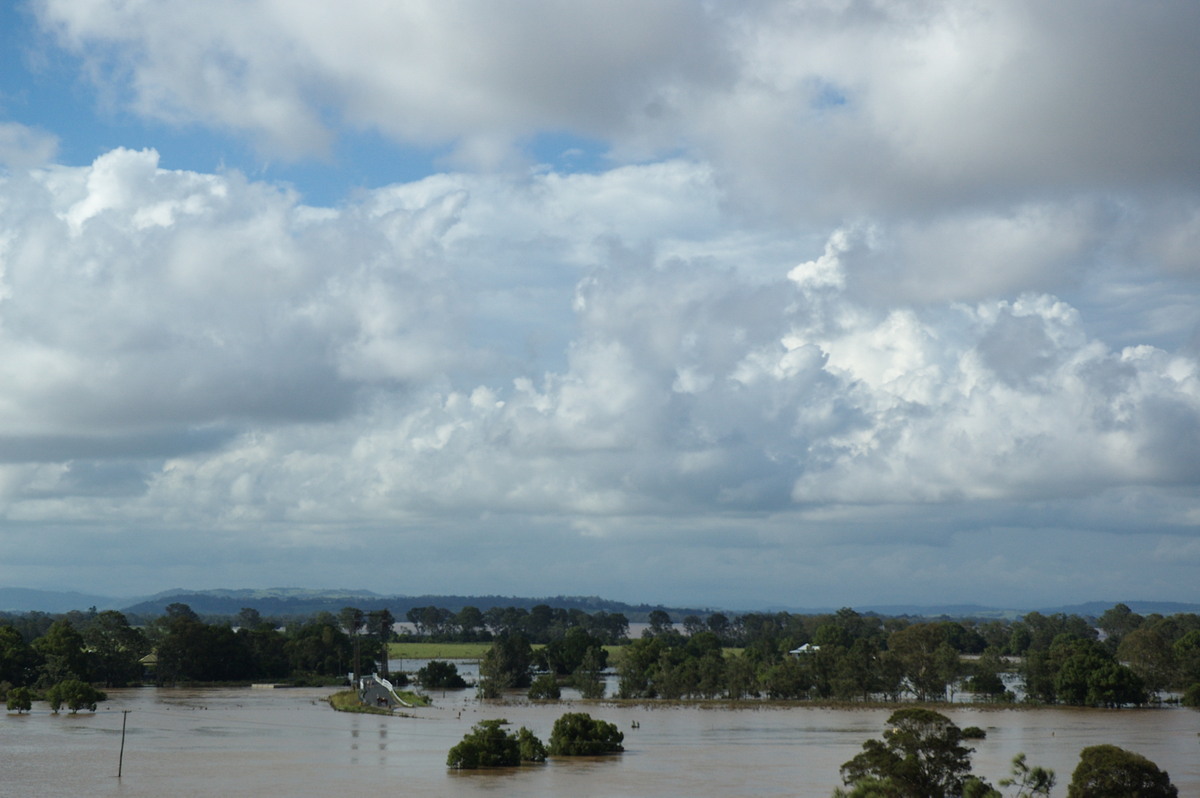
[{"xmin": 388, "ymin": 642, "xmax": 648, "ymax": 660}]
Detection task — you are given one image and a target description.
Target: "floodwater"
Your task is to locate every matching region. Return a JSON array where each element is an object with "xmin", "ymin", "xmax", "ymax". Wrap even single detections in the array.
[{"xmin": 2, "ymin": 684, "xmax": 1198, "ymax": 797}]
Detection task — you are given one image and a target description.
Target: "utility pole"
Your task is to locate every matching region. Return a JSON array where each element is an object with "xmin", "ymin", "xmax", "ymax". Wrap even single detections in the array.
[{"xmin": 117, "ymin": 710, "xmax": 131, "ymax": 778}]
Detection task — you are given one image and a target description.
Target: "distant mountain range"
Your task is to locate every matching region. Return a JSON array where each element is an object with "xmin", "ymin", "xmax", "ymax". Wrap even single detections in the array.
[
  {"xmin": 0, "ymin": 586, "xmax": 714, "ymax": 621},
  {"xmin": 2, "ymin": 587, "xmax": 1198, "ymax": 620}
]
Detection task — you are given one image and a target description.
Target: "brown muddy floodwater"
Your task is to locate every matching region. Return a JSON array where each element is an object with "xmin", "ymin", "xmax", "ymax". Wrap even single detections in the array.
[{"xmin": 2, "ymin": 685, "xmax": 1198, "ymax": 797}]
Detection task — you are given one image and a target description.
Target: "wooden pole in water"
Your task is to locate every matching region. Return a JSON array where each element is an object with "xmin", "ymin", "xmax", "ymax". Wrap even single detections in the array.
[{"xmin": 118, "ymin": 710, "xmax": 130, "ymax": 778}]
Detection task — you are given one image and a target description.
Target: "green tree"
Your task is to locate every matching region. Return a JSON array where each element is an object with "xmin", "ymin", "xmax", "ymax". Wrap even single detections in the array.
[
  {"xmin": 1181, "ymin": 682, "xmax": 1200, "ymax": 707},
  {"xmin": 706, "ymin": 612, "xmax": 731, "ymax": 642},
  {"xmin": 1097, "ymin": 604, "xmax": 1144, "ymax": 652},
  {"xmin": 286, "ymin": 616, "xmax": 351, "ymax": 676},
  {"xmin": 888, "ymin": 624, "xmax": 951, "ymax": 701},
  {"xmin": 725, "ymin": 652, "xmax": 759, "ymax": 699},
  {"xmin": 1053, "ymin": 643, "xmax": 1110, "ymax": 705},
  {"xmin": 1019, "ymin": 649, "xmax": 1057, "ymax": 703},
  {"xmin": 46, "ymin": 679, "xmax": 107, "ymax": 713},
  {"xmin": 1067, "ymin": 744, "xmax": 1178, "ymax": 798},
  {"xmin": 338, "ymin": 607, "xmax": 365, "ymax": 680},
  {"xmin": 615, "ymin": 636, "xmax": 663, "ymax": 698},
  {"xmin": 839, "ymin": 708, "xmax": 975, "ymax": 798},
  {"xmin": 365, "ymin": 609, "xmax": 395, "ymax": 679},
  {"xmin": 528, "ymin": 673, "xmax": 561, "ymax": 699},
  {"xmin": 1085, "ymin": 660, "xmax": 1146, "ymax": 707},
  {"xmin": 6, "ymin": 685, "xmax": 32, "ymax": 713},
  {"xmin": 478, "ymin": 634, "xmax": 533, "ymax": 698},
  {"xmin": 547, "ymin": 712, "xmax": 624, "ymax": 755},
  {"xmin": 694, "ymin": 650, "xmax": 726, "ymax": 699},
  {"xmin": 542, "ymin": 627, "xmax": 607, "ymax": 675},
  {"xmin": 156, "ymin": 616, "xmax": 251, "ymax": 683},
  {"xmin": 1116, "ymin": 628, "xmax": 1174, "ymax": 696},
  {"xmin": 999, "ymin": 753, "xmax": 1055, "ymax": 797},
  {"xmin": 833, "ymin": 639, "xmax": 882, "ymax": 701},
  {"xmin": 516, "ymin": 726, "xmax": 548, "ymax": 763},
  {"xmin": 234, "ymin": 607, "xmax": 265, "ymax": 630},
  {"xmin": 762, "ymin": 655, "xmax": 810, "ymax": 699},
  {"xmin": 0, "ymin": 624, "xmax": 37, "ymax": 687},
  {"xmin": 80, "ymin": 611, "xmax": 148, "ymax": 687},
  {"xmin": 453, "ymin": 606, "xmax": 485, "ymax": 639},
  {"xmin": 573, "ymin": 645, "xmax": 606, "ymax": 699},
  {"xmin": 1173, "ymin": 629, "xmax": 1200, "ymax": 685},
  {"xmin": 646, "ymin": 609, "xmax": 674, "ymax": 637},
  {"xmin": 417, "ymin": 660, "xmax": 467, "ymax": 689},
  {"xmin": 33, "ymin": 620, "xmax": 89, "ymax": 686},
  {"xmin": 966, "ymin": 647, "xmax": 1008, "ymax": 699},
  {"xmin": 446, "ymin": 719, "xmax": 544, "ymax": 768}
]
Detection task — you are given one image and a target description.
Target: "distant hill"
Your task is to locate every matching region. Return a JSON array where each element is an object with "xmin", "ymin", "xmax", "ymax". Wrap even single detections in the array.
[
  {"xmin": 3, "ymin": 586, "xmax": 1199, "ymax": 620},
  {"xmin": 116, "ymin": 588, "xmax": 714, "ymax": 622},
  {"xmin": 756, "ymin": 601, "xmax": 1200, "ymax": 619},
  {"xmin": 1042, "ymin": 600, "xmax": 1200, "ymax": 618}
]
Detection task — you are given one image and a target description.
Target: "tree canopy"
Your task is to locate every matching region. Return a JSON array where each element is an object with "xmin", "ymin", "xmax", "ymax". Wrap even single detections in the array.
[
  {"xmin": 446, "ymin": 719, "xmax": 545, "ymax": 769},
  {"xmin": 547, "ymin": 712, "xmax": 624, "ymax": 756},
  {"xmin": 838, "ymin": 708, "xmax": 978, "ymax": 798},
  {"xmin": 1067, "ymin": 745, "xmax": 1178, "ymax": 798}
]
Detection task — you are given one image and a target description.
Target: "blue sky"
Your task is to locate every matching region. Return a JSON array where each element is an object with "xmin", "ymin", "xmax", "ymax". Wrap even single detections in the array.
[{"xmin": 1, "ymin": 0, "xmax": 1198, "ymax": 610}]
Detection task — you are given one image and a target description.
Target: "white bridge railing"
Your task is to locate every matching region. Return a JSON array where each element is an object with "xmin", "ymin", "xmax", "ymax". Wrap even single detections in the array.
[{"xmin": 359, "ymin": 673, "xmax": 414, "ymax": 707}]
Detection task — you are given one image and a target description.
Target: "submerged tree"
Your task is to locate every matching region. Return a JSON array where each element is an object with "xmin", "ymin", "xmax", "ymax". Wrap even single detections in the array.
[
  {"xmin": 478, "ymin": 634, "xmax": 533, "ymax": 698},
  {"xmin": 446, "ymin": 719, "xmax": 545, "ymax": 769},
  {"xmin": 547, "ymin": 712, "xmax": 624, "ymax": 756},
  {"xmin": 5, "ymin": 685, "xmax": 32, "ymax": 713},
  {"xmin": 417, "ymin": 660, "xmax": 467, "ymax": 689},
  {"xmin": 527, "ymin": 673, "xmax": 561, "ymax": 700},
  {"xmin": 46, "ymin": 679, "xmax": 106, "ymax": 714}
]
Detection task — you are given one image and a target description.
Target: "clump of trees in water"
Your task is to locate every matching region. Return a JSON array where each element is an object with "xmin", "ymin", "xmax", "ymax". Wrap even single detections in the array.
[
  {"xmin": 834, "ymin": 708, "xmax": 1178, "ymax": 797},
  {"xmin": 416, "ymin": 660, "xmax": 467, "ymax": 689},
  {"xmin": 447, "ymin": 719, "xmax": 547, "ymax": 768},
  {"xmin": 447, "ymin": 712, "xmax": 622, "ymax": 769},
  {"xmin": 547, "ymin": 712, "xmax": 624, "ymax": 755}
]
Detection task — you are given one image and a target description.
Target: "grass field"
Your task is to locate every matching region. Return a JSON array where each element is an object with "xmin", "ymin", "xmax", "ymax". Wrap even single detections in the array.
[
  {"xmin": 388, "ymin": 642, "xmax": 493, "ymax": 659},
  {"xmin": 388, "ymin": 642, "xmax": 634, "ymax": 659}
]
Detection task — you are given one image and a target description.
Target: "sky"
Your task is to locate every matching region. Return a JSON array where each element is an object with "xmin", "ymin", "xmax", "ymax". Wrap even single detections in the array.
[{"xmin": 1, "ymin": 0, "xmax": 1199, "ymax": 611}]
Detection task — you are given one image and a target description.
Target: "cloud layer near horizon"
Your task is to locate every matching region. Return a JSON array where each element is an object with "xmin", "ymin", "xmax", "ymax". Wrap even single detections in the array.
[{"xmin": 1, "ymin": 0, "xmax": 1198, "ymax": 606}]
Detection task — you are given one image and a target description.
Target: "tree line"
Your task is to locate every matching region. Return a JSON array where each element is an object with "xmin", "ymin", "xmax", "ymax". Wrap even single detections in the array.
[
  {"xmin": 5, "ymin": 600, "xmax": 1200, "ymax": 710},
  {"xmin": 608, "ymin": 604, "xmax": 1200, "ymax": 706},
  {"xmin": 400, "ymin": 603, "xmax": 630, "ymax": 643},
  {"xmin": 0, "ymin": 602, "xmax": 394, "ymax": 697}
]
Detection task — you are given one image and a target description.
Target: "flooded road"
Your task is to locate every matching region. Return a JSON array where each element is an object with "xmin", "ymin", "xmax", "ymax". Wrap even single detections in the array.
[{"xmin": 2, "ymin": 685, "xmax": 1198, "ymax": 797}]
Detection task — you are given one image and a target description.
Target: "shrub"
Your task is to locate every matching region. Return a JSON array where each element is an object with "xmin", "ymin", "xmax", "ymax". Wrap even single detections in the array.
[
  {"xmin": 417, "ymin": 660, "xmax": 467, "ymax": 689},
  {"xmin": 528, "ymin": 674, "xmax": 561, "ymax": 700},
  {"xmin": 961, "ymin": 726, "xmax": 987, "ymax": 739},
  {"xmin": 447, "ymin": 719, "xmax": 545, "ymax": 769},
  {"xmin": 46, "ymin": 680, "xmax": 106, "ymax": 714},
  {"xmin": 547, "ymin": 712, "xmax": 624, "ymax": 756},
  {"xmin": 6, "ymin": 686, "xmax": 32, "ymax": 713}
]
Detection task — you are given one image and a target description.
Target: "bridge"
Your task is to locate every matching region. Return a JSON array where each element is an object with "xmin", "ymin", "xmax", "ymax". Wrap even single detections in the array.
[{"xmin": 358, "ymin": 673, "xmax": 414, "ymax": 709}]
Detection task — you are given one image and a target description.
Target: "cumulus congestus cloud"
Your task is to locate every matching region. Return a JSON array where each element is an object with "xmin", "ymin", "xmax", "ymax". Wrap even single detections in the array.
[
  {"xmin": 0, "ymin": 0, "xmax": 1197, "ymax": 604},
  {"xmin": 2, "ymin": 150, "xmax": 1197, "ymax": 582}
]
